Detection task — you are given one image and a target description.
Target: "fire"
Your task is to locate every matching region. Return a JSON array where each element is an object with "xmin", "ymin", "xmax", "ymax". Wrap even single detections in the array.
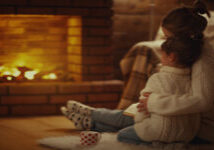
[
  {"xmin": 0, "ymin": 66, "xmax": 21, "ymax": 77},
  {"xmin": 0, "ymin": 65, "xmax": 58, "ymax": 81},
  {"xmin": 7, "ymin": 76, "xmax": 13, "ymax": 81},
  {"xmin": 42, "ymin": 73, "xmax": 57, "ymax": 80},
  {"xmin": 25, "ymin": 70, "xmax": 39, "ymax": 80}
]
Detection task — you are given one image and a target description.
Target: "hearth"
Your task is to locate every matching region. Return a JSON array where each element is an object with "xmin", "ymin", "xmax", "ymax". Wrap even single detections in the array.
[
  {"xmin": 0, "ymin": 15, "xmax": 82, "ymax": 82},
  {"xmin": 0, "ymin": 0, "xmax": 114, "ymax": 82},
  {"xmin": 0, "ymin": 0, "xmax": 123, "ymax": 116}
]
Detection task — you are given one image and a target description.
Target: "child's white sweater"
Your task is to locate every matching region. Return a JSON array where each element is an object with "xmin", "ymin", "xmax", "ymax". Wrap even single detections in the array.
[
  {"xmin": 133, "ymin": 66, "xmax": 200, "ymax": 142},
  {"xmin": 147, "ymin": 37, "xmax": 214, "ymax": 142}
]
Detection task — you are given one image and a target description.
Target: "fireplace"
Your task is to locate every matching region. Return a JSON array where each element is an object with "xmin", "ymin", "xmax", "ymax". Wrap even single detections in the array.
[
  {"xmin": 0, "ymin": 0, "xmax": 123, "ymax": 116},
  {"xmin": 0, "ymin": 0, "xmax": 114, "ymax": 82},
  {"xmin": 0, "ymin": 15, "xmax": 81, "ymax": 81}
]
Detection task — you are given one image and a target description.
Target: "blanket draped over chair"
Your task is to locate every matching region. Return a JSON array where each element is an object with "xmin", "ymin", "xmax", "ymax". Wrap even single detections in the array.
[{"xmin": 117, "ymin": 41, "xmax": 161, "ymax": 109}]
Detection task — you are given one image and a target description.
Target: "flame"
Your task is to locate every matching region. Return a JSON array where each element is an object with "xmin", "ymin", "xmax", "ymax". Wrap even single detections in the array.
[
  {"xmin": 0, "ymin": 66, "xmax": 21, "ymax": 77},
  {"xmin": 0, "ymin": 65, "xmax": 57, "ymax": 81},
  {"xmin": 24, "ymin": 70, "xmax": 39, "ymax": 80},
  {"xmin": 42, "ymin": 73, "xmax": 57, "ymax": 80},
  {"xmin": 7, "ymin": 76, "xmax": 13, "ymax": 81}
]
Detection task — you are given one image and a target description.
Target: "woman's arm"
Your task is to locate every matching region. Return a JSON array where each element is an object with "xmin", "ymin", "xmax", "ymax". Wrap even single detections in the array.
[
  {"xmin": 147, "ymin": 94, "xmax": 209, "ymax": 115},
  {"xmin": 146, "ymin": 57, "xmax": 214, "ymax": 116}
]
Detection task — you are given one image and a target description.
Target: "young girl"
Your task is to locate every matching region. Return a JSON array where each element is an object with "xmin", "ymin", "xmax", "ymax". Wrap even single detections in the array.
[{"xmin": 61, "ymin": 35, "xmax": 203, "ymax": 144}]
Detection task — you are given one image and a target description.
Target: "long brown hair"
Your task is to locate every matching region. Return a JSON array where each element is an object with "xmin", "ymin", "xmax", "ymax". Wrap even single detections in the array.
[{"xmin": 162, "ymin": 0, "xmax": 210, "ymax": 39}]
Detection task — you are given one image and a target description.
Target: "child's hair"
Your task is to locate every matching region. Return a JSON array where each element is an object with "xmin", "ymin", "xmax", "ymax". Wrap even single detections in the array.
[
  {"xmin": 162, "ymin": 0, "xmax": 210, "ymax": 39},
  {"xmin": 161, "ymin": 36, "xmax": 202, "ymax": 67}
]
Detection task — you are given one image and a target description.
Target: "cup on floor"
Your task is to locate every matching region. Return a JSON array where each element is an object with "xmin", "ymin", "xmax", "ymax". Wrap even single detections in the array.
[{"xmin": 80, "ymin": 131, "xmax": 101, "ymax": 146}]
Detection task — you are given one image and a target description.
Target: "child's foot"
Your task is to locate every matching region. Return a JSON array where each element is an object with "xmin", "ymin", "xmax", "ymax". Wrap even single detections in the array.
[
  {"xmin": 83, "ymin": 116, "xmax": 92, "ymax": 129},
  {"xmin": 61, "ymin": 107, "xmax": 92, "ymax": 130},
  {"xmin": 69, "ymin": 112, "xmax": 92, "ymax": 130},
  {"xmin": 67, "ymin": 100, "xmax": 95, "ymax": 116},
  {"xmin": 68, "ymin": 112, "xmax": 84, "ymax": 130},
  {"xmin": 60, "ymin": 106, "xmax": 70, "ymax": 117}
]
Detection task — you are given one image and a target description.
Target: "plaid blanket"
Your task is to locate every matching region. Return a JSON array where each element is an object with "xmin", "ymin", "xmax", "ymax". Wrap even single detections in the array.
[{"xmin": 118, "ymin": 41, "xmax": 163, "ymax": 109}]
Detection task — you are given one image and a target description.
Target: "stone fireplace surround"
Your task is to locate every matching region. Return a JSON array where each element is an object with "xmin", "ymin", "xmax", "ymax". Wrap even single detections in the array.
[{"xmin": 0, "ymin": 0, "xmax": 123, "ymax": 116}]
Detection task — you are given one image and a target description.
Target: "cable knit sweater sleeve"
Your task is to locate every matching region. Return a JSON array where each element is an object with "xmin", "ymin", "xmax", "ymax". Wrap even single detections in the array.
[{"xmin": 147, "ymin": 39, "xmax": 214, "ymax": 116}]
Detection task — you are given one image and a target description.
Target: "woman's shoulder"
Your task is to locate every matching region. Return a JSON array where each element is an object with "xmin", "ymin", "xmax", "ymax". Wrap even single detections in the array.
[
  {"xmin": 201, "ymin": 38, "xmax": 214, "ymax": 64},
  {"xmin": 204, "ymin": 37, "xmax": 214, "ymax": 54}
]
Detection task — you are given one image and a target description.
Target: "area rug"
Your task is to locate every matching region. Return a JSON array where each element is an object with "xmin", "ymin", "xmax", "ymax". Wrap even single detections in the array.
[{"xmin": 38, "ymin": 132, "xmax": 197, "ymax": 150}]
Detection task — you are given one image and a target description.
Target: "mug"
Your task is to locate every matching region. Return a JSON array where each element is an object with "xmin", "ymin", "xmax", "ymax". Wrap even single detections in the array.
[{"xmin": 80, "ymin": 131, "xmax": 101, "ymax": 146}]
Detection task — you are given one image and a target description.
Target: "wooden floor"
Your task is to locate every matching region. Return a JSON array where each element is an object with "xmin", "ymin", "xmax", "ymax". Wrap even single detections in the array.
[
  {"xmin": 0, "ymin": 115, "xmax": 79, "ymax": 150},
  {"xmin": 1, "ymin": 116, "xmax": 214, "ymax": 150}
]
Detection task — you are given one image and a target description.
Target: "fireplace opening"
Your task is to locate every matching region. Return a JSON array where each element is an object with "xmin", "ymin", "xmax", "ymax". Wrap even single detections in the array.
[{"xmin": 0, "ymin": 15, "xmax": 82, "ymax": 82}]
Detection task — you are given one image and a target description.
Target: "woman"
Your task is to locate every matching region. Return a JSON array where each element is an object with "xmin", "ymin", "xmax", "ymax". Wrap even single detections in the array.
[
  {"xmin": 62, "ymin": 0, "xmax": 213, "ymax": 144},
  {"xmin": 138, "ymin": 0, "xmax": 214, "ymax": 144}
]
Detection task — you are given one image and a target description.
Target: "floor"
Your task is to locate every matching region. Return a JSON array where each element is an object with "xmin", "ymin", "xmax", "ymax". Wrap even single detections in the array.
[
  {"xmin": 0, "ymin": 115, "xmax": 79, "ymax": 150},
  {"xmin": 1, "ymin": 116, "xmax": 214, "ymax": 150}
]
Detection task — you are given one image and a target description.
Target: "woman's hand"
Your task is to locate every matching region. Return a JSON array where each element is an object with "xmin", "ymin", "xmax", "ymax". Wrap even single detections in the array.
[{"xmin": 137, "ymin": 92, "xmax": 151, "ymax": 114}]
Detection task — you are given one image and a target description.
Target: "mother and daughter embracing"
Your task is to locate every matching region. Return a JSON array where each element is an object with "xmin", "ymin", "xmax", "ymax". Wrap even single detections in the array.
[{"xmin": 61, "ymin": 0, "xmax": 214, "ymax": 145}]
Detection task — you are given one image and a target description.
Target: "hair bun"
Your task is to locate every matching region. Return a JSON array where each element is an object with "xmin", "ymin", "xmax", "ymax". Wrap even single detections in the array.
[
  {"xmin": 193, "ymin": 0, "xmax": 211, "ymax": 18},
  {"xmin": 190, "ymin": 33, "xmax": 204, "ymax": 40}
]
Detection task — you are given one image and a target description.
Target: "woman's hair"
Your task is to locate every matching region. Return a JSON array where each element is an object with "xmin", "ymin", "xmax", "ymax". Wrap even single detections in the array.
[
  {"xmin": 161, "ymin": 36, "xmax": 203, "ymax": 67},
  {"xmin": 162, "ymin": 0, "xmax": 210, "ymax": 39}
]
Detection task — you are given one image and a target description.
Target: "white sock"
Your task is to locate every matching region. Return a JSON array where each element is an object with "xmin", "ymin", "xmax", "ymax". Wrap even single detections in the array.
[
  {"xmin": 60, "ymin": 106, "xmax": 70, "ymax": 117},
  {"xmin": 67, "ymin": 100, "xmax": 95, "ymax": 116},
  {"xmin": 68, "ymin": 112, "xmax": 84, "ymax": 130},
  {"xmin": 82, "ymin": 116, "xmax": 92, "ymax": 130}
]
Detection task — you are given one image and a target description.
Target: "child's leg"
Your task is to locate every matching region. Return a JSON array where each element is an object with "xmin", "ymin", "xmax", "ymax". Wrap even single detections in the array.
[
  {"xmin": 61, "ymin": 101, "xmax": 134, "ymax": 132},
  {"xmin": 92, "ymin": 108, "xmax": 134, "ymax": 130},
  {"xmin": 91, "ymin": 122, "xmax": 120, "ymax": 132},
  {"xmin": 61, "ymin": 100, "xmax": 134, "ymax": 131},
  {"xmin": 117, "ymin": 126, "xmax": 151, "ymax": 145}
]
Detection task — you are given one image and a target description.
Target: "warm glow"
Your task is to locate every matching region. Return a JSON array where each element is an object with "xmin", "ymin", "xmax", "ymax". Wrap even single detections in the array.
[
  {"xmin": 0, "ymin": 65, "xmax": 57, "ymax": 81},
  {"xmin": 0, "ymin": 66, "xmax": 21, "ymax": 77},
  {"xmin": 6, "ymin": 76, "xmax": 13, "ymax": 81},
  {"xmin": 67, "ymin": 17, "xmax": 82, "ymax": 26},
  {"xmin": 42, "ymin": 73, "xmax": 57, "ymax": 80},
  {"xmin": 12, "ymin": 53, "xmax": 33, "ymax": 68},
  {"xmin": 0, "ymin": 15, "xmax": 83, "ymax": 81},
  {"xmin": 68, "ymin": 37, "xmax": 82, "ymax": 45},
  {"xmin": 24, "ymin": 70, "xmax": 39, "ymax": 80}
]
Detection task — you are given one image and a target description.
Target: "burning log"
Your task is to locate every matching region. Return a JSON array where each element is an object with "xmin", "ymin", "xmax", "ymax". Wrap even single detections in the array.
[
  {"xmin": 0, "ymin": 65, "xmax": 64, "ymax": 82},
  {"xmin": 0, "ymin": 75, "xmax": 16, "ymax": 82},
  {"xmin": 17, "ymin": 66, "xmax": 33, "ymax": 80}
]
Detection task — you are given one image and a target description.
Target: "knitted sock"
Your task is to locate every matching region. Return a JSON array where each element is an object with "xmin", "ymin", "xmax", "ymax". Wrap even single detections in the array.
[
  {"xmin": 68, "ymin": 112, "xmax": 92, "ymax": 130},
  {"xmin": 82, "ymin": 116, "xmax": 92, "ymax": 130},
  {"xmin": 60, "ymin": 106, "xmax": 71, "ymax": 117},
  {"xmin": 68, "ymin": 112, "xmax": 85, "ymax": 130},
  {"xmin": 67, "ymin": 100, "xmax": 95, "ymax": 116},
  {"xmin": 61, "ymin": 106, "xmax": 83, "ymax": 128}
]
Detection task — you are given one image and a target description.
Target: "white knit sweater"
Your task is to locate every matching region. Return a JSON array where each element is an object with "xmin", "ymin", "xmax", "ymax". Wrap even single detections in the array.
[
  {"xmin": 147, "ymin": 37, "xmax": 214, "ymax": 142},
  {"xmin": 132, "ymin": 66, "xmax": 200, "ymax": 142}
]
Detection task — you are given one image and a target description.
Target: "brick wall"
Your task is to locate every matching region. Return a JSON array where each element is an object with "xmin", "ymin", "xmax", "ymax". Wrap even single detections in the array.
[
  {"xmin": 0, "ymin": 0, "xmax": 114, "ymax": 81},
  {"xmin": 0, "ymin": 80, "xmax": 123, "ymax": 116}
]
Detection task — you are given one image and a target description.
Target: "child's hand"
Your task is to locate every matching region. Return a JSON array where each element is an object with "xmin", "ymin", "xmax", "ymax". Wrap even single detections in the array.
[{"xmin": 137, "ymin": 92, "xmax": 151, "ymax": 114}]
